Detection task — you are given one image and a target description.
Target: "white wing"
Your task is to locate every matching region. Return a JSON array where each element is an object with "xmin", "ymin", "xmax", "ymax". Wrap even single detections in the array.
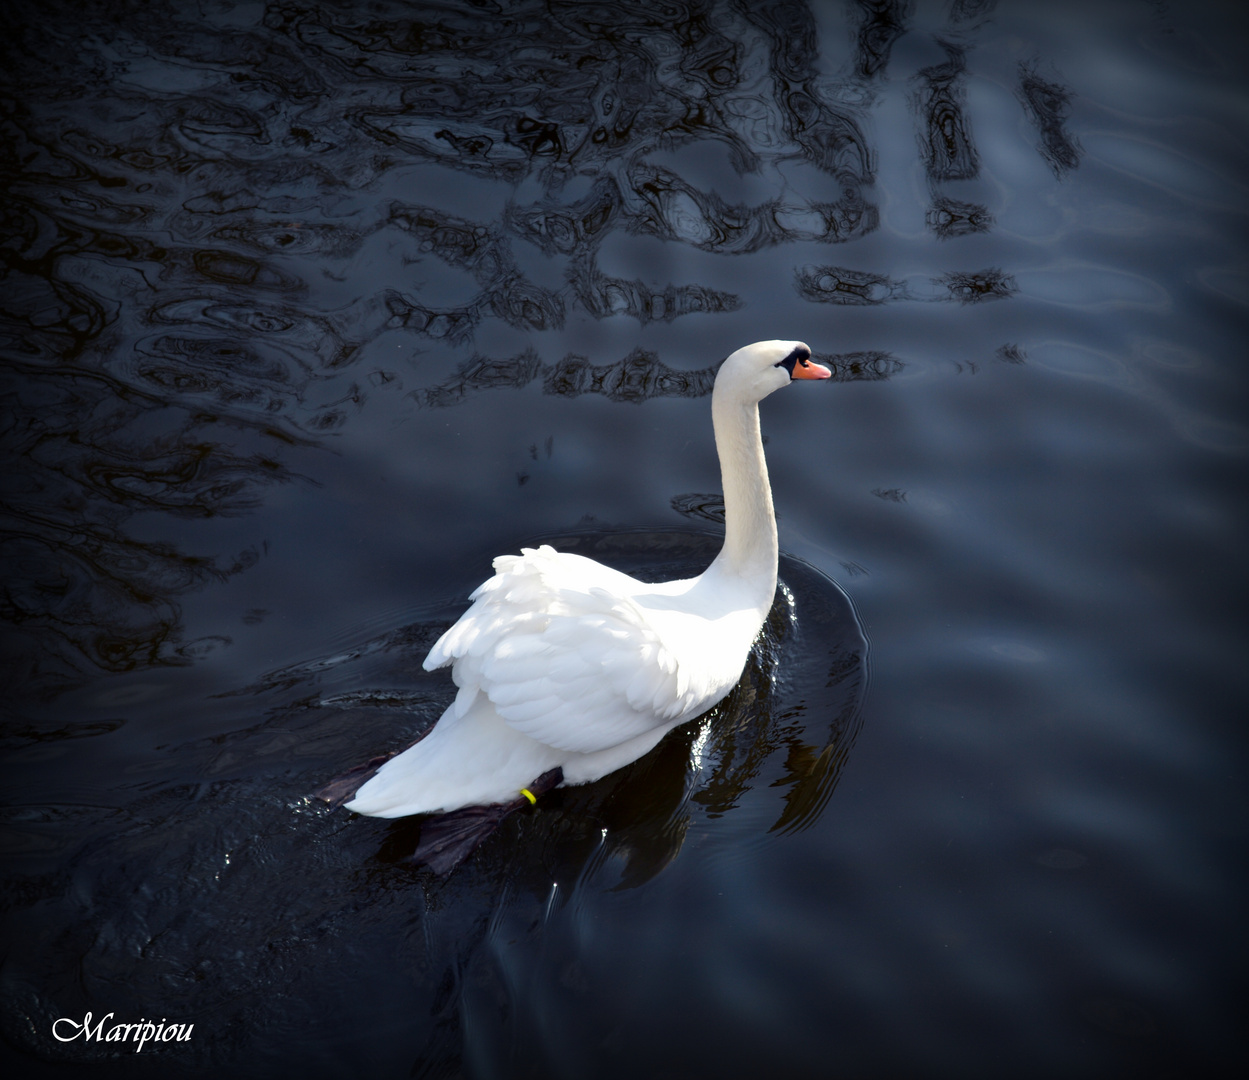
[{"xmin": 424, "ymin": 545, "xmax": 707, "ymax": 754}]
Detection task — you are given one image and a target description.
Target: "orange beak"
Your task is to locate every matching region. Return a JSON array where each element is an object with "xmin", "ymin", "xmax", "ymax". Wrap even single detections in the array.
[{"xmin": 792, "ymin": 358, "xmax": 832, "ymax": 380}]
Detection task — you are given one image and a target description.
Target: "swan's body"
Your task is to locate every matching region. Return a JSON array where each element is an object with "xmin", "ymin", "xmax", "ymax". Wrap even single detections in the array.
[{"xmin": 344, "ymin": 340, "xmax": 829, "ymax": 819}]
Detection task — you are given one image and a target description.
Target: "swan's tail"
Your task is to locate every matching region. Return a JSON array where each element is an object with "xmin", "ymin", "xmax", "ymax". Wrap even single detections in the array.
[
  {"xmin": 337, "ymin": 696, "xmax": 565, "ymax": 817},
  {"xmin": 314, "ymin": 751, "xmax": 562, "ymax": 875},
  {"xmin": 312, "ymin": 750, "xmax": 400, "ymax": 807}
]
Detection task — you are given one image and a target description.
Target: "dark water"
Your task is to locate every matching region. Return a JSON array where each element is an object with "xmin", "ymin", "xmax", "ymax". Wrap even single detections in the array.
[{"xmin": 2, "ymin": 0, "xmax": 1246, "ymax": 1076}]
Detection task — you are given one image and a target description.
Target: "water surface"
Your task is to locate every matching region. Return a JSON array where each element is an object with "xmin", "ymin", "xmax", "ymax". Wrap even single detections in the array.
[{"xmin": 1, "ymin": 1, "xmax": 1246, "ymax": 1077}]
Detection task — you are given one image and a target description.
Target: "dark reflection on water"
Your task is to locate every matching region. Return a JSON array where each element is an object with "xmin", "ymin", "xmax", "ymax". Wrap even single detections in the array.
[
  {"xmin": 0, "ymin": 0, "xmax": 1060, "ymax": 701},
  {"xmin": 416, "ymin": 347, "xmax": 717, "ymax": 408},
  {"xmin": 795, "ymin": 263, "xmax": 1016, "ymax": 304},
  {"xmin": 1, "ymin": 367, "xmax": 287, "ymax": 695},
  {"xmin": 0, "ymin": 0, "xmax": 908, "ymax": 701},
  {"xmin": 927, "ymin": 192, "xmax": 993, "ymax": 238},
  {"xmin": 852, "ymin": 0, "xmax": 912, "ymax": 80},
  {"xmin": 914, "ymin": 42, "xmax": 980, "ymax": 183},
  {"xmin": 2, "ymin": 0, "xmax": 1246, "ymax": 1076},
  {"xmin": 1018, "ymin": 61, "xmax": 1081, "ymax": 178}
]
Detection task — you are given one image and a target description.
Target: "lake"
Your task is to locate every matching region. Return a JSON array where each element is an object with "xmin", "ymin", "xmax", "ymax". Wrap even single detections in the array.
[{"xmin": 1, "ymin": 0, "xmax": 1245, "ymax": 1076}]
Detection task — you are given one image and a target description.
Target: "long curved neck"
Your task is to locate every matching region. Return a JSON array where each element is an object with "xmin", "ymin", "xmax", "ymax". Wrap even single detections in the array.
[{"xmin": 708, "ymin": 387, "xmax": 778, "ymax": 602}]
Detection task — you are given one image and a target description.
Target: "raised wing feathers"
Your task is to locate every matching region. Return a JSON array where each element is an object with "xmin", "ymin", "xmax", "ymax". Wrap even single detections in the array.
[{"xmin": 423, "ymin": 546, "xmax": 700, "ymax": 754}]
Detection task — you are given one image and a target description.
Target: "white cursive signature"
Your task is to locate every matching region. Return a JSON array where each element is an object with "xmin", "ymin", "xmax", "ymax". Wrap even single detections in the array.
[{"xmin": 52, "ymin": 1012, "xmax": 193, "ymax": 1053}]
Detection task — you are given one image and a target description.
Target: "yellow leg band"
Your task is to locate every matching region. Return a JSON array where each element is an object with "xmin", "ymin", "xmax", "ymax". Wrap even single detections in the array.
[{"xmin": 519, "ymin": 788, "xmax": 537, "ymax": 805}]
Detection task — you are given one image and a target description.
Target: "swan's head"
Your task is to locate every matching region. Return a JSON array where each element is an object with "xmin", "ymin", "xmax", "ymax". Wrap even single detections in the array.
[{"xmin": 716, "ymin": 340, "xmax": 830, "ymax": 403}]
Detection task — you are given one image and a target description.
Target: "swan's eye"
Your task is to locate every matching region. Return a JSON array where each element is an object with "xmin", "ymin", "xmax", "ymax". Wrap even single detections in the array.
[{"xmin": 775, "ymin": 345, "xmax": 813, "ymax": 377}]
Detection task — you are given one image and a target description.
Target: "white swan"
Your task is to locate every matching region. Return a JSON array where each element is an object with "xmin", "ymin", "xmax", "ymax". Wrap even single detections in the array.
[{"xmin": 344, "ymin": 340, "xmax": 830, "ymax": 820}]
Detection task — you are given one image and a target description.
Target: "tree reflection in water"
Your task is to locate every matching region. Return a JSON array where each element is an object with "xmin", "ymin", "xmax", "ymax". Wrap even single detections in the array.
[{"xmin": 1, "ymin": 0, "xmax": 1069, "ymax": 703}]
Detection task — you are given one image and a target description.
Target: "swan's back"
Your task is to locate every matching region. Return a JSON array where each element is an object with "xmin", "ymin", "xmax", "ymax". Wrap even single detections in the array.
[{"xmin": 425, "ymin": 545, "xmax": 734, "ymax": 754}]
